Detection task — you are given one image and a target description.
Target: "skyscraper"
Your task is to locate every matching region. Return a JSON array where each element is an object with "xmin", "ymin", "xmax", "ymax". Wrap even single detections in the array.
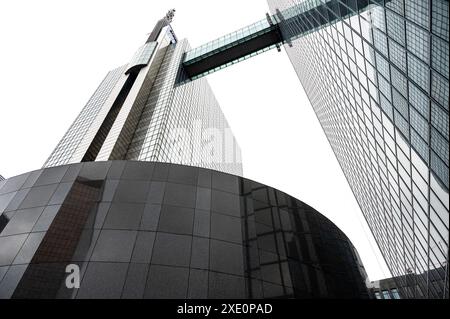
[
  {"xmin": 266, "ymin": 0, "xmax": 449, "ymax": 298},
  {"xmin": 0, "ymin": 2, "xmax": 448, "ymax": 299},
  {"xmin": 175, "ymin": 1, "xmax": 448, "ymax": 298},
  {"xmin": 44, "ymin": 10, "xmax": 243, "ymax": 176},
  {"xmin": 0, "ymin": 8, "xmax": 374, "ymax": 300}
]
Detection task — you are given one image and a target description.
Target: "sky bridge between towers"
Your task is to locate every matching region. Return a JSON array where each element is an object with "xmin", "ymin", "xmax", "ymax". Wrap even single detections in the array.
[{"xmin": 181, "ymin": 0, "xmax": 384, "ymax": 80}]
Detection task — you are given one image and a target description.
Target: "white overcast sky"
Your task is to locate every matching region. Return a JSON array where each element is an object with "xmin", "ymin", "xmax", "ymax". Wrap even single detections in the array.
[{"xmin": 0, "ymin": 0, "xmax": 391, "ymax": 280}]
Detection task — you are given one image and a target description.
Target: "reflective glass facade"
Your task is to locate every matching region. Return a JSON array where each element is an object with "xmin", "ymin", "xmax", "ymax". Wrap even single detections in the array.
[
  {"xmin": 0, "ymin": 161, "xmax": 369, "ymax": 299},
  {"xmin": 369, "ymin": 266, "xmax": 447, "ymax": 298},
  {"xmin": 268, "ymin": 0, "xmax": 449, "ymax": 298},
  {"xmin": 123, "ymin": 38, "xmax": 243, "ymax": 175},
  {"xmin": 44, "ymin": 65, "xmax": 128, "ymax": 168},
  {"xmin": 183, "ymin": 18, "xmax": 280, "ymax": 79},
  {"xmin": 44, "ymin": 22, "xmax": 242, "ymax": 176},
  {"xmin": 184, "ymin": 19, "xmax": 273, "ymax": 62}
]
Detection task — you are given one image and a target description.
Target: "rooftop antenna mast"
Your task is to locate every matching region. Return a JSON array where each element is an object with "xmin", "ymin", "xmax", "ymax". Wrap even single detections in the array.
[
  {"xmin": 146, "ymin": 9, "xmax": 176, "ymax": 43},
  {"xmin": 165, "ymin": 9, "xmax": 175, "ymax": 23}
]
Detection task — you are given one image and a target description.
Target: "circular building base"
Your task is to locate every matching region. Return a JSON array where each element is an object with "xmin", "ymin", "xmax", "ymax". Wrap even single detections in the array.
[{"xmin": 0, "ymin": 161, "xmax": 369, "ymax": 299}]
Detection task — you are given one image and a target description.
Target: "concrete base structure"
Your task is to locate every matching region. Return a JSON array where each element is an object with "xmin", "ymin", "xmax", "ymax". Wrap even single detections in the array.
[{"xmin": 0, "ymin": 161, "xmax": 369, "ymax": 298}]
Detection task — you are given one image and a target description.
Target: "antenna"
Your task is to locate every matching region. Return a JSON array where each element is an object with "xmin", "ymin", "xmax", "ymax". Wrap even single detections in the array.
[{"xmin": 165, "ymin": 9, "xmax": 175, "ymax": 23}]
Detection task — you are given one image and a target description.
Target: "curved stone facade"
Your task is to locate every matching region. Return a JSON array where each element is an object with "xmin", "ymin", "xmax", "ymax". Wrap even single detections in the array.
[{"xmin": 0, "ymin": 161, "xmax": 369, "ymax": 298}]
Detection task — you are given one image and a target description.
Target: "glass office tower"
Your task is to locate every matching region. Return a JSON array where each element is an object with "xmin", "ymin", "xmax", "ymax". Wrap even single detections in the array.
[
  {"xmin": 0, "ymin": 11, "xmax": 373, "ymax": 299},
  {"xmin": 44, "ymin": 13, "xmax": 243, "ymax": 176},
  {"xmin": 268, "ymin": 0, "xmax": 449, "ymax": 298}
]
